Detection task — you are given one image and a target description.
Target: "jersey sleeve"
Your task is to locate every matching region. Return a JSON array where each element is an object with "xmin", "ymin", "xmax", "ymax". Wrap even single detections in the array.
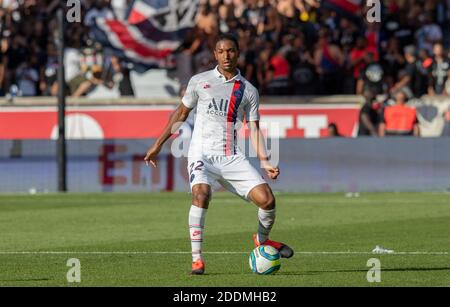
[
  {"xmin": 245, "ymin": 86, "xmax": 260, "ymax": 122},
  {"xmin": 181, "ymin": 76, "xmax": 199, "ymax": 109}
]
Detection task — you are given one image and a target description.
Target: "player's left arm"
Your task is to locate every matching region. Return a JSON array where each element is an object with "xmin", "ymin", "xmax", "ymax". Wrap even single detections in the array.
[
  {"xmin": 248, "ymin": 120, "xmax": 280, "ymax": 180},
  {"xmin": 245, "ymin": 86, "xmax": 280, "ymax": 180}
]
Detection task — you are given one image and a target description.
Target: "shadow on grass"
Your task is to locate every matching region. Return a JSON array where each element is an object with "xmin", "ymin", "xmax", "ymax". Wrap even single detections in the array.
[
  {"xmin": 279, "ymin": 267, "xmax": 450, "ymax": 275},
  {"xmin": 194, "ymin": 272, "xmax": 246, "ymax": 276},
  {"xmin": 0, "ymin": 278, "xmax": 50, "ymax": 282}
]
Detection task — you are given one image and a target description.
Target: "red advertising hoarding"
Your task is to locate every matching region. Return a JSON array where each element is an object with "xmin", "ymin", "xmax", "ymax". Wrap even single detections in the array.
[{"xmin": 0, "ymin": 105, "xmax": 360, "ymax": 139}]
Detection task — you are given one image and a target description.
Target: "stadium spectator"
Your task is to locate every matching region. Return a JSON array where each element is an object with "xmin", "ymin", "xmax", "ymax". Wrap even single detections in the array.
[
  {"xmin": 327, "ymin": 123, "xmax": 342, "ymax": 137},
  {"xmin": 276, "ymin": 0, "xmax": 297, "ymax": 18},
  {"xmin": 256, "ymin": 0, "xmax": 282, "ymax": 43},
  {"xmin": 15, "ymin": 56, "xmax": 39, "ymax": 96},
  {"xmin": 84, "ymin": 0, "xmax": 112, "ymax": 27},
  {"xmin": 350, "ymin": 36, "xmax": 378, "ymax": 92},
  {"xmin": 314, "ymin": 27, "xmax": 344, "ymax": 95},
  {"xmin": 237, "ymin": 30, "xmax": 260, "ymax": 88},
  {"xmin": 445, "ymin": 70, "xmax": 450, "ymax": 96},
  {"xmin": 0, "ymin": 38, "xmax": 7, "ymax": 96},
  {"xmin": 64, "ymin": 45, "xmax": 83, "ymax": 88},
  {"xmin": 256, "ymin": 43, "xmax": 275, "ymax": 94},
  {"xmin": 41, "ymin": 42, "xmax": 59, "ymax": 96},
  {"xmin": 445, "ymin": 46, "xmax": 450, "ymax": 95},
  {"xmin": 188, "ymin": 26, "xmax": 217, "ymax": 74},
  {"xmin": 196, "ymin": 2, "xmax": 219, "ymax": 36},
  {"xmin": 104, "ymin": 55, "xmax": 134, "ymax": 96},
  {"xmin": 379, "ymin": 90, "xmax": 420, "ymax": 137},
  {"xmin": 382, "ymin": 8, "xmax": 415, "ymax": 51},
  {"xmin": 416, "ymin": 47, "xmax": 435, "ymax": 95},
  {"xmin": 357, "ymin": 90, "xmax": 381, "ymax": 137},
  {"xmin": 266, "ymin": 48, "xmax": 291, "ymax": 95},
  {"xmin": 415, "ymin": 12, "xmax": 443, "ymax": 54},
  {"xmin": 429, "ymin": 43, "xmax": 450, "ymax": 95},
  {"xmin": 217, "ymin": 3, "xmax": 230, "ymax": 33},
  {"xmin": 391, "ymin": 46, "xmax": 431, "ymax": 98},
  {"xmin": 71, "ymin": 64, "xmax": 104, "ymax": 97},
  {"xmin": 65, "ymin": 37, "xmax": 109, "ymax": 97},
  {"xmin": 381, "ymin": 37, "xmax": 406, "ymax": 88},
  {"xmin": 4, "ymin": 33, "xmax": 29, "ymax": 91},
  {"xmin": 363, "ymin": 20, "xmax": 381, "ymax": 59},
  {"xmin": 356, "ymin": 50, "xmax": 386, "ymax": 95},
  {"xmin": 287, "ymin": 34, "xmax": 317, "ymax": 95}
]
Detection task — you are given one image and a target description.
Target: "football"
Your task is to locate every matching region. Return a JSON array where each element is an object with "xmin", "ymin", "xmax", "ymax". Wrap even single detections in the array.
[{"xmin": 249, "ymin": 245, "xmax": 281, "ymax": 275}]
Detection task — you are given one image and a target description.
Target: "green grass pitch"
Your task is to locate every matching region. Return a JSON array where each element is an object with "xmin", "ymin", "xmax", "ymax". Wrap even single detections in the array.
[{"xmin": 0, "ymin": 192, "xmax": 449, "ymax": 287}]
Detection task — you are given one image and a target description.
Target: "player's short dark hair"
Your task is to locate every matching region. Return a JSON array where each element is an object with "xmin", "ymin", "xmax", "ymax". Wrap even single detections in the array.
[{"xmin": 215, "ymin": 33, "xmax": 239, "ymax": 51}]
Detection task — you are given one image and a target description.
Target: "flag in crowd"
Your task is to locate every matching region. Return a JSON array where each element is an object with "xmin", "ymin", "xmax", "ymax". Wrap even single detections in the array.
[
  {"xmin": 327, "ymin": 0, "xmax": 363, "ymax": 14},
  {"xmin": 92, "ymin": 0, "xmax": 199, "ymax": 68}
]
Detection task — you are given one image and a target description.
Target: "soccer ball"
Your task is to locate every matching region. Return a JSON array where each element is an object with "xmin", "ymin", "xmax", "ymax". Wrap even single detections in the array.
[{"xmin": 249, "ymin": 245, "xmax": 281, "ymax": 275}]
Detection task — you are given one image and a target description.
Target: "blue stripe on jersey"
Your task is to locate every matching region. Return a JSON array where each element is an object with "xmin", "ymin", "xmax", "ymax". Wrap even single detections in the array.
[
  {"xmin": 231, "ymin": 82, "xmax": 245, "ymax": 154},
  {"xmin": 231, "ymin": 82, "xmax": 246, "ymax": 123}
]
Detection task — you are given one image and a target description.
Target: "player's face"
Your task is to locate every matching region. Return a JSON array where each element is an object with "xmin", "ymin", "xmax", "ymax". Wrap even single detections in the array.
[{"xmin": 214, "ymin": 40, "xmax": 239, "ymax": 72}]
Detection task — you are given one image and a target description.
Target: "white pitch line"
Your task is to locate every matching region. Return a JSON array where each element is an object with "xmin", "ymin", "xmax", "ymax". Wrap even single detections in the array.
[
  {"xmin": 0, "ymin": 251, "xmax": 447, "ymax": 255},
  {"xmin": 296, "ymin": 252, "xmax": 449, "ymax": 255}
]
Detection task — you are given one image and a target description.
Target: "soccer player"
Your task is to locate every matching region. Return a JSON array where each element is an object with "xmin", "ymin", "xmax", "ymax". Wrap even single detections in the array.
[{"xmin": 144, "ymin": 33, "xmax": 294, "ymax": 275}]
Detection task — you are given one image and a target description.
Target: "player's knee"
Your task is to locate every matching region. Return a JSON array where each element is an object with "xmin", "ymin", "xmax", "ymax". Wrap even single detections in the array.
[
  {"xmin": 259, "ymin": 194, "xmax": 275, "ymax": 210},
  {"xmin": 193, "ymin": 192, "xmax": 211, "ymax": 207}
]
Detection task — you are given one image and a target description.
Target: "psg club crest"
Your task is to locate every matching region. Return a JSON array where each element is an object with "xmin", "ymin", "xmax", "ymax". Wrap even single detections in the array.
[{"xmin": 233, "ymin": 89, "xmax": 243, "ymax": 100}]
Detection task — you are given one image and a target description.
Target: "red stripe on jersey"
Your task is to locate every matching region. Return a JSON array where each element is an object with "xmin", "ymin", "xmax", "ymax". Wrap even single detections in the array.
[{"xmin": 225, "ymin": 80, "xmax": 242, "ymax": 156}]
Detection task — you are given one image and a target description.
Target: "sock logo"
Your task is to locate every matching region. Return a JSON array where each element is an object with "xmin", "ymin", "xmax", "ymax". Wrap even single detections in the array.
[{"xmin": 192, "ymin": 230, "xmax": 202, "ymax": 237}]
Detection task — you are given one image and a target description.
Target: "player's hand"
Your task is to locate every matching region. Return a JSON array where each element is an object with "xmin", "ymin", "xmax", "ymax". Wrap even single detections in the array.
[
  {"xmin": 261, "ymin": 161, "xmax": 280, "ymax": 180},
  {"xmin": 144, "ymin": 144, "xmax": 161, "ymax": 167}
]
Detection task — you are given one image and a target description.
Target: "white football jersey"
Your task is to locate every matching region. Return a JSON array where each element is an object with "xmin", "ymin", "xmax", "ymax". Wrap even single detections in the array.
[{"xmin": 182, "ymin": 66, "xmax": 260, "ymax": 157}]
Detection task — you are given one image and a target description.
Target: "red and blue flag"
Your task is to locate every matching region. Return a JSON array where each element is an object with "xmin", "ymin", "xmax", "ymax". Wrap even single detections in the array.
[{"xmin": 91, "ymin": 0, "xmax": 199, "ymax": 68}]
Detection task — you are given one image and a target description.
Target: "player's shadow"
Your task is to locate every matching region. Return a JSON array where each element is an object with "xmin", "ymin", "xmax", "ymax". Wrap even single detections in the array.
[
  {"xmin": 199, "ymin": 267, "xmax": 450, "ymax": 277},
  {"xmin": 199, "ymin": 272, "xmax": 246, "ymax": 276},
  {"xmin": 0, "ymin": 277, "xmax": 50, "ymax": 282},
  {"xmin": 278, "ymin": 267, "xmax": 450, "ymax": 275}
]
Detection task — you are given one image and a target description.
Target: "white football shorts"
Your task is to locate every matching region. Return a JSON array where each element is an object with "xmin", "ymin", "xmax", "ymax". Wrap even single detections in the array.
[{"xmin": 187, "ymin": 154, "xmax": 267, "ymax": 201}]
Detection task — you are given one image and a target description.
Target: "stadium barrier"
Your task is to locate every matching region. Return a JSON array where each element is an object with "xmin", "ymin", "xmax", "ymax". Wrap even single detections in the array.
[
  {"xmin": 1, "ymin": 138, "xmax": 450, "ymax": 193},
  {"xmin": 0, "ymin": 103, "xmax": 360, "ymax": 139},
  {"xmin": 0, "ymin": 96, "xmax": 449, "ymax": 139},
  {"xmin": 1, "ymin": 96, "xmax": 450, "ymax": 193}
]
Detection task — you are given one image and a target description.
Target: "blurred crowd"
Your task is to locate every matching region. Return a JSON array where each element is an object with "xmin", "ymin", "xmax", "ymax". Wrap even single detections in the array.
[
  {"xmin": 183, "ymin": 0, "xmax": 450, "ymax": 98},
  {"xmin": 0, "ymin": 0, "xmax": 134, "ymax": 99},
  {"xmin": 0, "ymin": 0, "xmax": 449, "ymax": 99}
]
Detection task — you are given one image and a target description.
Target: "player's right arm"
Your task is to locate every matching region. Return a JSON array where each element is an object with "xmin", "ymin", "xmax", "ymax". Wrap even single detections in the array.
[
  {"xmin": 144, "ymin": 103, "xmax": 193, "ymax": 167},
  {"xmin": 144, "ymin": 76, "xmax": 199, "ymax": 167}
]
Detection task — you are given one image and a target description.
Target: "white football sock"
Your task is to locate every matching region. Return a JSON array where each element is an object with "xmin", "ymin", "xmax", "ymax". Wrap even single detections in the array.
[
  {"xmin": 189, "ymin": 205, "xmax": 207, "ymax": 262},
  {"xmin": 257, "ymin": 208, "xmax": 276, "ymax": 243}
]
